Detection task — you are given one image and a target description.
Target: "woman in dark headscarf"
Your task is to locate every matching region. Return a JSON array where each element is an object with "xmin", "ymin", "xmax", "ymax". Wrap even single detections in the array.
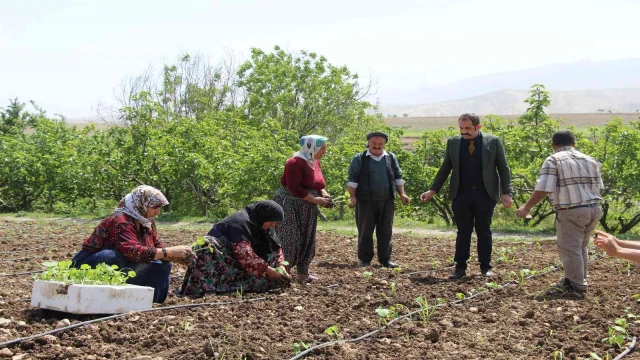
[{"xmin": 179, "ymin": 201, "xmax": 291, "ymax": 296}]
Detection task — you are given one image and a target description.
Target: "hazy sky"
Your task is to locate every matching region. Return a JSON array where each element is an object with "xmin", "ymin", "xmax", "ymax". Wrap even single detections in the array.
[{"xmin": 2, "ymin": 0, "xmax": 640, "ymax": 118}]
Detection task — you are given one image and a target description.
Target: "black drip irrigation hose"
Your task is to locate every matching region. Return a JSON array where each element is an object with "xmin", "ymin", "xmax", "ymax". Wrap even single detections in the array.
[
  {"xmin": 288, "ymin": 263, "xmax": 564, "ymax": 360},
  {"xmin": 614, "ymin": 337, "xmax": 637, "ymax": 360},
  {"xmin": 406, "ymin": 266, "xmax": 455, "ymax": 276},
  {"xmin": 0, "ymin": 297, "xmax": 267, "ymax": 349}
]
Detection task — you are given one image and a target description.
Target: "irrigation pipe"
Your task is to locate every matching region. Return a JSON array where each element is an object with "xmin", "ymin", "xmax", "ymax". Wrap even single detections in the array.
[
  {"xmin": 0, "ymin": 256, "xmax": 44, "ymax": 263},
  {"xmin": 0, "ymin": 297, "xmax": 267, "ymax": 349},
  {"xmin": 614, "ymin": 337, "xmax": 637, "ymax": 360},
  {"xmin": 406, "ymin": 266, "xmax": 455, "ymax": 276},
  {"xmin": 288, "ymin": 263, "xmax": 563, "ymax": 360}
]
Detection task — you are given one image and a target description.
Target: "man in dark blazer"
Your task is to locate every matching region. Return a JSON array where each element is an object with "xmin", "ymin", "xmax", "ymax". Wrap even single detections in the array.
[{"xmin": 421, "ymin": 113, "xmax": 513, "ymax": 279}]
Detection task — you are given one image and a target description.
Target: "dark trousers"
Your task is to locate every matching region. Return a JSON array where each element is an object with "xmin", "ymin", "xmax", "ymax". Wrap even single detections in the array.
[
  {"xmin": 451, "ymin": 189, "xmax": 497, "ymax": 271},
  {"xmin": 356, "ymin": 199, "xmax": 395, "ymax": 264},
  {"xmin": 72, "ymin": 249, "xmax": 172, "ymax": 304}
]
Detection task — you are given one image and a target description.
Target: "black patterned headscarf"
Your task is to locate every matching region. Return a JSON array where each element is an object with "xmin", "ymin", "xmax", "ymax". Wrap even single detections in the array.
[{"xmin": 219, "ymin": 201, "xmax": 284, "ymax": 261}]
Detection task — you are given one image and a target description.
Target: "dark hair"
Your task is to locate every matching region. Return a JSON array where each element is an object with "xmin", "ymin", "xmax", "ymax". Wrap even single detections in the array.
[
  {"xmin": 366, "ymin": 131, "xmax": 389, "ymax": 142},
  {"xmin": 552, "ymin": 131, "xmax": 575, "ymax": 146},
  {"xmin": 458, "ymin": 113, "xmax": 480, "ymax": 126}
]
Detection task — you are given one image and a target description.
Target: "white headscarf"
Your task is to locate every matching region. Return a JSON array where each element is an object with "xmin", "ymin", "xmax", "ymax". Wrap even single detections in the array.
[
  {"xmin": 114, "ymin": 185, "xmax": 169, "ymax": 228},
  {"xmin": 293, "ymin": 135, "xmax": 328, "ymax": 167}
]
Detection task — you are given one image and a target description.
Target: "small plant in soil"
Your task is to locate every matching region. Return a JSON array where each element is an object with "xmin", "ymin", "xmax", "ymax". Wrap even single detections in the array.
[
  {"xmin": 509, "ymin": 268, "xmax": 535, "ymax": 288},
  {"xmin": 429, "ymin": 259, "xmax": 441, "ymax": 270},
  {"xmin": 392, "ymin": 267, "xmax": 403, "ymax": 275},
  {"xmin": 324, "ymin": 325, "xmax": 342, "ymax": 339},
  {"xmin": 236, "ymin": 286, "xmax": 243, "ymax": 300},
  {"xmin": 292, "ymin": 341, "xmax": 309, "ymax": 354},
  {"xmin": 456, "ymin": 292, "xmax": 466, "ymax": 301},
  {"xmin": 590, "ymin": 352, "xmax": 612, "ymax": 360},
  {"xmin": 485, "ymin": 281, "xmax": 499, "ymax": 290},
  {"xmin": 362, "ymin": 271, "xmax": 373, "ymax": 280},
  {"xmin": 552, "ymin": 350, "xmax": 563, "ymax": 360},
  {"xmin": 616, "ymin": 261, "xmax": 632, "ymax": 276},
  {"xmin": 415, "ymin": 296, "xmax": 441, "ymax": 325},
  {"xmin": 389, "ymin": 282, "xmax": 397, "ymax": 296},
  {"xmin": 601, "ymin": 318, "xmax": 628, "ymax": 348},
  {"xmin": 192, "ymin": 236, "xmax": 214, "ymax": 253},
  {"xmin": 35, "ymin": 260, "xmax": 136, "ymax": 285}
]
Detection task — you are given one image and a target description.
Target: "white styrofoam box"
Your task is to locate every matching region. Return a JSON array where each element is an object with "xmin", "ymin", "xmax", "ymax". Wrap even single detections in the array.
[{"xmin": 31, "ymin": 280, "xmax": 154, "ymax": 314}]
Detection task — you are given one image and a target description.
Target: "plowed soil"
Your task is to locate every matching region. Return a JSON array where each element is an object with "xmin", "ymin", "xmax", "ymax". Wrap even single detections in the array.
[{"xmin": 0, "ymin": 219, "xmax": 638, "ymax": 359}]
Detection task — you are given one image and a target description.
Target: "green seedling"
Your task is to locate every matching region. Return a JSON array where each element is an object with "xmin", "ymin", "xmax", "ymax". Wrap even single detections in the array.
[
  {"xmin": 631, "ymin": 294, "xmax": 640, "ymax": 303},
  {"xmin": 236, "ymin": 286, "xmax": 243, "ymax": 300},
  {"xmin": 456, "ymin": 292, "xmax": 466, "ymax": 301},
  {"xmin": 446, "ymin": 255, "xmax": 455, "ymax": 265},
  {"xmin": 601, "ymin": 318, "xmax": 627, "ymax": 348},
  {"xmin": 35, "ymin": 261, "xmax": 136, "ymax": 286},
  {"xmin": 275, "ymin": 261, "xmax": 290, "ymax": 275},
  {"xmin": 429, "ymin": 259, "xmax": 441, "ymax": 270},
  {"xmin": 389, "ymin": 282, "xmax": 397, "ymax": 296},
  {"xmin": 324, "ymin": 325, "xmax": 342, "ymax": 339},
  {"xmin": 590, "ymin": 352, "xmax": 611, "ymax": 360},
  {"xmin": 485, "ymin": 281, "xmax": 499, "ymax": 290},
  {"xmin": 292, "ymin": 341, "xmax": 309, "ymax": 354},
  {"xmin": 183, "ymin": 320, "xmax": 191, "ymax": 333},
  {"xmin": 362, "ymin": 271, "xmax": 373, "ymax": 280},
  {"xmin": 192, "ymin": 236, "xmax": 214, "ymax": 253},
  {"xmin": 616, "ymin": 261, "xmax": 632, "ymax": 276},
  {"xmin": 414, "ymin": 296, "xmax": 442, "ymax": 325},
  {"xmin": 392, "ymin": 267, "xmax": 403, "ymax": 275},
  {"xmin": 552, "ymin": 350, "xmax": 563, "ymax": 360},
  {"xmin": 508, "ymin": 268, "xmax": 535, "ymax": 288}
]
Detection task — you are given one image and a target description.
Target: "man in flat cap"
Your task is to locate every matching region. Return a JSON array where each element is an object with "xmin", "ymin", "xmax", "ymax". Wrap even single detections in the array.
[{"xmin": 347, "ymin": 131, "xmax": 411, "ymax": 268}]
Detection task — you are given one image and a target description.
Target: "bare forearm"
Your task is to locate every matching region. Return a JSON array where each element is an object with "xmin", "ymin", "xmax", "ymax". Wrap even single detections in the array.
[
  {"xmin": 347, "ymin": 186, "xmax": 356, "ymax": 197},
  {"xmin": 524, "ymin": 191, "xmax": 549, "ymax": 209},
  {"xmin": 303, "ymin": 193, "xmax": 318, "ymax": 204},
  {"xmin": 396, "ymin": 184, "xmax": 406, "ymax": 196},
  {"xmin": 612, "ymin": 248, "xmax": 640, "ymax": 263},
  {"xmin": 616, "ymin": 239, "xmax": 640, "ymax": 251}
]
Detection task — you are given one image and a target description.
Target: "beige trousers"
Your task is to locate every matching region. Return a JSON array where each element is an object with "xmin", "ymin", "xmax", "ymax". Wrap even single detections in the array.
[{"xmin": 555, "ymin": 205, "xmax": 602, "ymax": 290}]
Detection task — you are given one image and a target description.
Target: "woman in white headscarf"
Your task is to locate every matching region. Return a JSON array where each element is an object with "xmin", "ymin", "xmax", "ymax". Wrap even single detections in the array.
[
  {"xmin": 71, "ymin": 185, "xmax": 194, "ymax": 303},
  {"xmin": 274, "ymin": 135, "xmax": 331, "ymax": 283}
]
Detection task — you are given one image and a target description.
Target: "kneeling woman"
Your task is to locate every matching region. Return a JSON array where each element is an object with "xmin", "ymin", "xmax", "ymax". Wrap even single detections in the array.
[
  {"xmin": 72, "ymin": 185, "xmax": 194, "ymax": 303},
  {"xmin": 180, "ymin": 201, "xmax": 291, "ymax": 297}
]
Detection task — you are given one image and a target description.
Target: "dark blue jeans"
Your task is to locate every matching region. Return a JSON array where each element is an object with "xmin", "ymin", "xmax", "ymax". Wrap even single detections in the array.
[
  {"xmin": 452, "ymin": 189, "xmax": 497, "ymax": 272},
  {"xmin": 71, "ymin": 249, "xmax": 172, "ymax": 303}
]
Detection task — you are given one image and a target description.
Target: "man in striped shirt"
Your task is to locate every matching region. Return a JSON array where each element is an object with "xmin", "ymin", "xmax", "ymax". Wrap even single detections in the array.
[{"xmin": 516, "ymin": 130, "xmax": 603, "ymax": 293}]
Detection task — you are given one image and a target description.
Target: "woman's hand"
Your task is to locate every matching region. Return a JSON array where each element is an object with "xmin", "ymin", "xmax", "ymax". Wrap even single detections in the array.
[
  {"xmin": 594, "ymin": 230, "xmax": 621, "ymax": 256},
  {"xmin": 314, "ymin": 197, "xmax": 331, "ymax": 207},
  {"xmin": 320, "ymin": 189, "xmax": 331, "ymax": 198},
  {"xmin": 159, "ymin": 245, "xmax": 195, "ymax": 264},
  {"xmin": 266, "ymin": 266, "xmax": 292, "ymax": 285}
]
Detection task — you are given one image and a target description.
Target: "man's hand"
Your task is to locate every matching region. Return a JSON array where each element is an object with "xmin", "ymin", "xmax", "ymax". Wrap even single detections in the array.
[
  {"xmin": 400, "ymin": 194, "xmax": 411, "ymax": 205},
  {"xmin": 501, "ymin": 195, "xmax": 513, "ymax": 208},
  {"xmin": 420, "ymin": 190, "xmax": 436, "ymax": 202},
  {"xmin": 349, "ymin": 195, "xmax": 357, "ymax": 208},
  {"xmin": 516, "ymin": 205, "xmax": 531, "ymax": 219},
  {"xmin": 594, "ymin": 230, "xmax": 621, "ymax": 256}
]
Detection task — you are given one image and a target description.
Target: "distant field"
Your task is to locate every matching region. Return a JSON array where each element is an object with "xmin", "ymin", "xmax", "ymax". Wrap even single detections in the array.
[{"xmin": 386, "ymin": 113, "xmax": 640, "ymax": 133}]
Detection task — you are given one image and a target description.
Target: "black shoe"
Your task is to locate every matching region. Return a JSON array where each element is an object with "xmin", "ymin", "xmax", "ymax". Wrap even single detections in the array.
[
  {"xmin": 359, "ymin": 260, "xmax": 371, "ymax": 267},
  {"xmin": 482, "ymin": 270, "xmax": 494, "ymax": 278},
  {"xmin": 382, "ymin": 261, "xmax": 400, "ymax": 269},
  {"xmin": 449, "ymin": 268, "xmax": 466, "ymax": 280}
]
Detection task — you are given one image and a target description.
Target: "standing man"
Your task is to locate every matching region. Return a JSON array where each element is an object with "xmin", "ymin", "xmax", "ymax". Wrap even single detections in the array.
[
  {"xmin": 517, "ymin": 130, "xmax": 603, "ymax": 293},
  {"xmin": 421, "ymin": 113, "xmax": 513, "ymax": 279},
  {"xmin": 347, "ymin": 132, "xmax": 411, "ymax": 268}
]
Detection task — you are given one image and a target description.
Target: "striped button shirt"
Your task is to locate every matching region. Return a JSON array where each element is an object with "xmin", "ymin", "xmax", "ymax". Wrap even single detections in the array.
[{"xmin": 534, "ymin": 146, "xmax": 604, "ymax": 209}]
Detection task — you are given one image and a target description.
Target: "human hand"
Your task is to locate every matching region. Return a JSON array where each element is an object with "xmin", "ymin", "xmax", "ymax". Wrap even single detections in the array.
[
  {"xmin": 167, "ymin": 245, "xmax": 193, "ymax": 259},
  {"xmin": 320, "ymin": 189, "xmax": 331, "ymax": 198},
  {"xmin": 594, "ymin": 230, "xmax": 620, "ymax": 256},
  {"xmin": 501, "ymin": 195, "xmax": 513, "ymax": 209},
  {"xmin": 266, "ymin": 266, "xmax": 292, "ymax": 285},
  {"xmin": 420, "ymin": 190, "xmax": 436, "ymax": 202},
  {"xmin": 515, "ymin": 205, "xmax": 531, "ymax": 219},
  {"xmin": 349, "ymin": 195, "xmax": 357, "ymax": 208},
  {"xmin": 314, "ymin": 197, "xmax": 331, "ymax": 207},
  {"xmin": 400, "ymin": 194, "xmax": 411, "ymax": 205}
]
